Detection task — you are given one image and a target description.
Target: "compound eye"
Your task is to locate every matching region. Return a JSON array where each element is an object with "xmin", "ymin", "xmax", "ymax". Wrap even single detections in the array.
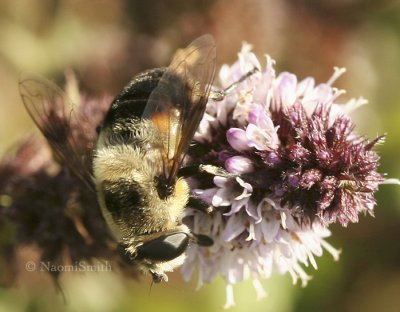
[{"xmin": 136, "ymin": 232, "xmax": 189, "ymax": 261}]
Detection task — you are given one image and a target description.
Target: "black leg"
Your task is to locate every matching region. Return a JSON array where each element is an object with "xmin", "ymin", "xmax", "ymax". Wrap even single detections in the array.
[
  {"xmin": 178, "ymin": 164, "xmax": 236, "ymax": 178},
  {"xmin": 187, "ymin": 196, "xmax": 213, "ymax": 213},
  {"xmin": 117, "ymin": 243, "xmax": 135, "ymax": 264},
  {"xmin": 178, "ymin": 165, "xmax": 201, "ymax": 178}
]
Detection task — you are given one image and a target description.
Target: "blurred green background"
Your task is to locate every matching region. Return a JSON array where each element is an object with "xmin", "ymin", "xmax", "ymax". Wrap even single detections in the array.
[{"xmin": 1, "ymin": 0, "xmax": 400, "ymax": 311}]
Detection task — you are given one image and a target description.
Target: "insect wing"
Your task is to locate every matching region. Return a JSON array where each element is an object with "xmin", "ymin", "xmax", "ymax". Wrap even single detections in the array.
[
  {"xmin": 142, "ymin": 35, "xmax": 216, "ymax": 183},
  {"xmin": 19, "ymin": 73, "xmax": 95, "ymax": 190}
]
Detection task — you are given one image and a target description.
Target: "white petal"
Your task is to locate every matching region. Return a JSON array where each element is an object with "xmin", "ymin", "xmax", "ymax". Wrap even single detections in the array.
[
  {"xmin": 280, "ymin": 211, "xmax": 287, "ymax": 229},
  {"xmin": 236, "ymin": 177, "xmax": 253, "ymax": 192},
  {"xmin": 223, "ymin": 198, "xmax": 247, "ymax": 216},
  {"xmin": 245, "ymin": 201, "xmax": 262, "ymax": 223},
  {"xmin": 246, "ymin": 222, "xmax": 256, "ymax": 241},
  {"xmin": 260, "ymin": 217, "xmax": 280, "ymax": 243},
  {"xmin": 214, "ymin": 176, "xmax": 228, "ymax": 188},
  {"xmin": 326, "ymin": 66, "xmax": 347, "ymax": 86},
  {"xmin": 212, "ymin": 188, "xmax": 231, "ymax": 207},
  {"xmin": 193, "ymin": 188, "xmax": 218, "ymax": 203},
  {"xmin": 320, "ymin": 239, "xmax": 342, "ymax": 261},
  {"xmin": 222, "ymin": 214, "xmax": 246, "ymax": 241},
  {"xmin": 297, "ymin": 77, "xmax": 315, "ymax": 97},
  {"xmin": 275, "ymin": 72, "xmax": 298, "ymax": 107},
  {"xmin": 223, "ymin": 284, "xmax": 236, "ymax": 309},
  {"xmin": 252, "ymin": 278, "xmax": 268, "ymax": 300},
  {"xmin": 381, "ymin": 178, "xmax": 400, "ymax": 185}
]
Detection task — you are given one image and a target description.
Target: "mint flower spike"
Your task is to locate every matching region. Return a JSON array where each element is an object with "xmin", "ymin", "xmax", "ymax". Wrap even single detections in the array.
[{"xmin": 182, "ymin": 43, "xmax": 398, "ymax": 308}]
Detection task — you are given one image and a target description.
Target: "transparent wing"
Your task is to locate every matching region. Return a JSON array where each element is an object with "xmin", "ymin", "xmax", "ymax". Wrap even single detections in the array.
[
  {"xmin": 19, "ymin": 73, "xmax": 96, "ymax": 191},
  {"xmin": 142, "ymin": 34, "xmax": 216, "ymax": 185}
]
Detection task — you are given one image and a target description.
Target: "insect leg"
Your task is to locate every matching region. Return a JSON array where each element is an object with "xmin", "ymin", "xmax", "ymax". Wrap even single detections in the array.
[
  {"xmin": 209, "ymin": 67, "xmax": 259, "ymax": 101},
  {"xmin": 178, "ymin": 164, "xmax": 236, "ymax": 178},
  {"xmin": 187, "ymin": 196, "xmax": 213, "ymax": 213},
  {"xmin": 117, "ymin": 243, "xmax": 135, "ymax": 264}
]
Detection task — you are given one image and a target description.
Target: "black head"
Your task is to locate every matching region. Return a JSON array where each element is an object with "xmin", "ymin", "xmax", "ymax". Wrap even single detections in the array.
[{"xmin": 155, "ymin": 175, "xmax": 174, "ymax": 200}]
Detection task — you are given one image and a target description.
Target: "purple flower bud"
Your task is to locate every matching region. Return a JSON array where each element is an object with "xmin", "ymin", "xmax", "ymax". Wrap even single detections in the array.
[
  {"xmin": 316, "ymin": 150, "xmax": 331, "ymax": 163},
  {"xmin": 319, "ymin": 190, "xmax": 335, "ymax": 210},
  {"xmin": 248, "ymin": 104, "xmax": 264, "ymax": 125},
  {"xmin": 300, "ymin": 169, "xmax": 323, "ymax": 189},
  {"xmin": 218, "ymin": 151, "xmax": 231, "ymax": 162},
  {"xmin": 225, "ymin": 156, "xmax": 254, "ymax": 174},
  {"xmin": 286, "ymin": 171, "xmax": 300, "ymax": 188},
  {"xmin": 264, "ymin": 151, "xmax": 281, "ymax": 166},
  {"xmin": 226, "ymin": 128, "xmax": 250, "ymax": 152},
  {"xmin": 288, "ymin": 144, "xmax": 310, "ymax": 163}
]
